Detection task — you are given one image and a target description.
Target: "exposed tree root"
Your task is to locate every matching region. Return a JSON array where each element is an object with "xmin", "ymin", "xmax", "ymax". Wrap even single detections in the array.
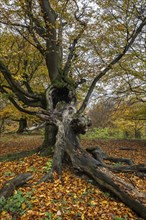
[
  {"xmin": 110, "ymin": 164, "xmax": 146, "ymax": 175},
  {"xmin": 86, "ymin": 146, "xmax": 146, "ymax": 176},
  {"xmin": 0, "ymin": 148, "xmax": 38, "ymax": 162},
  {"xmin": 35, "ymin": 105, "xmax": 146, "ymax": 219},
  {"xmin": 0, "ymin": 173, "xmax": 33, "ymax": 199},
  {"xmin": 86, "ymin": 146, "xmax": 133, "ymax": 165},
  {"xmin": 65, "ymin": 131, "xmax": 146, "ymax": 219},
  {"xmin": 37, "ymin": 169, "xmax": 54, "ymax": 184}
]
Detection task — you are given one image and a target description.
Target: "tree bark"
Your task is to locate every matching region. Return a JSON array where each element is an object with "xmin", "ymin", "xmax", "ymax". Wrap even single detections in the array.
[
  {"xmin": 0, "ymin": 173, "xmax": 33, "ymax": 199},
  {"xmin": 17, "ymin": 118, "xmax": 27, "ymax": 134},
  {"xmin": 86, "ymin": 146, "xmax": 134, "ymax": 165},
  {"xmin": 38, "ymin": 123, "xmax": 58, "ymax": 156}
]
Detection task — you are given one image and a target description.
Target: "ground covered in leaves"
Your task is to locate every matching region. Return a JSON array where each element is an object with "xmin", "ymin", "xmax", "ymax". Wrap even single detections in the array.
[{"xmin": 0, "ymin": 134, "xmax": 146, "ymax": 220}]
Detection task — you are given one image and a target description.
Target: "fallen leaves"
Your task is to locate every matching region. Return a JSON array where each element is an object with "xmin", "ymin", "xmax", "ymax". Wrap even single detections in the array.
[
  {"xmin": 0, "ymin": 160, "xmax": 139, "ymax": 219},
  {"xmin": 0, "ymin": 136, "xmax": 146, "ymax": 219}
]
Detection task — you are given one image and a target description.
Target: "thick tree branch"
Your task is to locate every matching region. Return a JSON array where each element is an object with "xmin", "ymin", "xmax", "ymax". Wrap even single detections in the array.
[
  {"xmin": 78, "ymin": 18, "xmax": 146, "ymax": 114},
  {"xmin": 39, "ymin": 0, "xmax": 59, "ymax": 81},
  {"xmin": 0, "ymin": 86, "xmax": 37, "ymax": 115},
  {"xmin": 0, "ymin": 173, "xmax": 33, "ymax": 199},
  {"xmin": 0, "ymin": 60, "xmax": 43, "ymax": 107}
]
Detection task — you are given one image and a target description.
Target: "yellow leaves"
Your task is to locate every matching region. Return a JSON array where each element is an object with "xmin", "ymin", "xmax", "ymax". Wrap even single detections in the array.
[
  {"xmin": 1, "ymin": 210, "xmax": 7, "ymax": 216},
  {"xmin": 13, "ymin": 75, "xmax": 23, "ymax": 81},
  {"xmin": 128, "ymin": 211, "xmax": 135, "ymax": 218},
  {"xmin": 101, "ymin": 200, "xmax": 108, "ymax": 205},
  {"xmin": 0, "ymin": 211, "xmax": 12, "ymax": 220},
  {"xmin": 112, "ymin": 101, "xmax": 146, "ymax": 138},
  {"xmin": 73, "ymin": 194, "xmax": 77, "ymax": 199},
  {"xmin": 21, "ymin": 203, "xmax": 26, "ymax": 209},
  {"xmin": 55, "ymin": 20, "xmax": 60, "ymax": 29},
  {"xmin": 90, "ymin": 200, "xmax": 97, "ymax": 206},
  {"xmin": 115, "ymin": 24, "xmax": 126, "ymax": 32},
  {"xmin": 81, "ymin": 212, "xmax": 85, "ymax": 220},
  {"xmin": 31, "ymin": 199, "xmax": 38, "ymax": 204},
  {"xmin": 0, "ymin": 103, "xmax": 25, "ymax": 119}
]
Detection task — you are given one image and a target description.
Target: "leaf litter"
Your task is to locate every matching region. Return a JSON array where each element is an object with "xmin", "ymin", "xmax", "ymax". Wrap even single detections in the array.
[{"xmin": 0, "ymin": 136, "xmax": 146, "ymax": 219}]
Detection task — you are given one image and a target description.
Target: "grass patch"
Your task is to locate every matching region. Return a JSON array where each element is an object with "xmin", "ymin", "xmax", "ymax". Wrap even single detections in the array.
[{"xmin": 82, "ymin": 128, "xmax": 124, "ymax": 140}]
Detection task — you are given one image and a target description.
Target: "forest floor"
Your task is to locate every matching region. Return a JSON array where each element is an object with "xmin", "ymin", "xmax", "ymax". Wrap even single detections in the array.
[{"xmin": 0, "ymin": 134, "xmax": 146, "ymax": 220}]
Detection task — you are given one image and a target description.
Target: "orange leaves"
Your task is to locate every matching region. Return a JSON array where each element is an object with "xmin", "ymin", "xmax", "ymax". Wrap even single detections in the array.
[
  {"xmin": 1, "ymin": 137, "xmax": 145, "ymax": 219},
  {"xmin": 0, "ymin": 156, "xmax": 139, "ymax": 219}
]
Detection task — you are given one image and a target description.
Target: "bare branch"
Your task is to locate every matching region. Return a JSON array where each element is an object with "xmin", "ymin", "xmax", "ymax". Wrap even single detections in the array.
[
  {"xmin": 78, "ymin": 18, "xmax": 146, "ymax": 114},
  {"xmin": 0, "ymin": 20, "xmax": 28, "ymax": 28},
  {"xmin": 25, "ymin": 122, "xmax": 46, "ymax": 131},
  {"xmin": 63, "ymin": 1, "xmax": 87, "ymax": 75},
  {"xmin": 90, "ymin": 40, "xmax": 107, "ymax": 65}
]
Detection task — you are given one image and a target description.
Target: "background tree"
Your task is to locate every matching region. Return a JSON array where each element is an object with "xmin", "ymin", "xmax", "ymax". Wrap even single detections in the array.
[
  {"xmin": 112, "ymin": 101, "xmax": 146, "ymax": 138},
  {"xmin": 0, "ymin": 0, "xmax": 146, "ymax": 217},
  {"xmin": 0, "ymin": 102, "xmax": 41, "ymax": 133},
  {"xmin": 88, "ymin": 99, "xmax": 114, "ymax": 128},
  {"xmin": 88, "ymin": 98, "xmax": 146, "ymax": 139}
]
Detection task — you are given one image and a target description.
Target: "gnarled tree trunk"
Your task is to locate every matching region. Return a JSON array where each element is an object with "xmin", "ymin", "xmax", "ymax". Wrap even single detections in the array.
[
  {"xmin": 37, "ymin": 87, "xmax": 146, "ymax": 219},
  {"xmin": 38, "ymin": 124, "xmax": 58, "ymax": 156}
]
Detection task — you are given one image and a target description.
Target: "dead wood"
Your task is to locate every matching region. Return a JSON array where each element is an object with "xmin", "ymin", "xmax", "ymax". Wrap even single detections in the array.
[
  {"xmin": 0, "ymin": 173, "xmax": 33, "ymax": 199},
  {"xmin": 86, "ymin": 146, "xmax": 133, "ymax": 165},
  {"xmin": 110, "ymin": 164, "xmax": 146, "ymax": 173}
]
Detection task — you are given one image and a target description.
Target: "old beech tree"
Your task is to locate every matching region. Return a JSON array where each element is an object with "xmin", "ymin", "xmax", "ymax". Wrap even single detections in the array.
[{"xmin": 0, "ymin": 0, "xmax": 146, "ymax": 218}]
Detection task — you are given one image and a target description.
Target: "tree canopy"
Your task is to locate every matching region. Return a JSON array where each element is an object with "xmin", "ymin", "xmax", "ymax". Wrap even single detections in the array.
[{"xmin": 0, "ymin": 0, "xmax": 145, "ymax": 114}]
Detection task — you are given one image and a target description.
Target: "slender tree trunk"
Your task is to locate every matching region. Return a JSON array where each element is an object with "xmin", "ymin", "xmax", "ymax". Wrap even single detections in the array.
[
  {"xmin": 135, "ymin": 129, "xmax": 141, "ymax": 139},
  {"xmin": 0, "ymin": 118, "xmax": 5, "ymax": 133},
  {"xmin": 17, "ymin": 118, "xmax": 27, "ymax": 134}
]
